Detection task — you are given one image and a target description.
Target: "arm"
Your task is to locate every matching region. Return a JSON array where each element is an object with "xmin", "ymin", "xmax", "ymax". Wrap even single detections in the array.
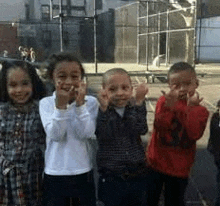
[
  {"xmin": 73, "ymin": 96, "xmax": 99, "ymax": 139},
  {"xmin": 134, "ymin": 102, "xmax": 148, "ymax": 135},
  {"xmin": 154, "ymin": 96, "xmax": 176, "ymax": 130},
  {"xmin": 176, "ymin": 104, "xmax": 209, "ymax": 141},
  {"xmin": 95, "ymin": 108, "xmax": 113, "ymax": 141},
  {"xmin": 208, "ymin": 113, "xmax": 220, "ymax": 154},
  {"xmin": 39, "ymin": 97, "xmax": 70, "ymax": 142}
]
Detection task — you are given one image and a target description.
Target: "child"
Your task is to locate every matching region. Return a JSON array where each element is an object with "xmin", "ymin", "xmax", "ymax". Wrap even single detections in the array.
[
  {"xmin": 146, "ymin": 62, "xmax": 209, "ymax": 206},
  {"xmin": 96, "ymin": 68, "xmax": 149, "ymax": 206},
  {"xmin": 0, "ymin": 60, "xmax": 46, "ymax": 205},
  {"xmin": 208, "ymin": 100, "xmax": 220, "ymax": 206},
  {"xmin": 39, "ymin": 52, "xmax": 99, "ymax": 206}
]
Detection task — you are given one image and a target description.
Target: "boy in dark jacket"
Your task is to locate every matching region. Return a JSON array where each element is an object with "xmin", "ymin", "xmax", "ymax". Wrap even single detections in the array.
[
  {"xmin": 96, "ymin": 68, "xmax": 149, "ymax": 206},
  {"xmin": 208, "ymin": 100, "xmax": 220, "ymax": 206}
]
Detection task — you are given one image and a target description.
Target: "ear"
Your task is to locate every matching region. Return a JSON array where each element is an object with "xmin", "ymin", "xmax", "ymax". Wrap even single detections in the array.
[{"xmin": 195, "ymin": 79, "xmax": 199, "ymax": 88}]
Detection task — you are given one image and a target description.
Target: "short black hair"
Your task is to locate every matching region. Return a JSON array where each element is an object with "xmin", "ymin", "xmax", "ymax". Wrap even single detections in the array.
[
  {"xmin": 45, "ymin": 52, "xmax": 85, "ymax": 80},
  {"xmin": 0, "ymin": 60, "xmax": 46, "ymax": 102},
  {"xmin": 102, "ymin": 68, "xmax": 131, "ymax": 87},
  {"xmin": 168, "ymin": 62, "xmax": 196, "ymax": 80}
]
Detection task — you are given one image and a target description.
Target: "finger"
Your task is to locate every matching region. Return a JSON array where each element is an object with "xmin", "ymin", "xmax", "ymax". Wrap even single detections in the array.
[
  {"xmin": 161, "ymin": 90, "xmax": 166, "ymax": 96},
  {"xmin": 69, "ymin": 85, "xmax": 74, "ymax": 92},
  {"xmin": 57, "ymin": 81, "xmax": 62, "ymax": 90},
  {"xmin": 170, "ymin": 84, "xmax": 177, "ymax": 91},
  {"xmin": 199, "ymin": 97, "xmax": 203, "ymax": 103}
]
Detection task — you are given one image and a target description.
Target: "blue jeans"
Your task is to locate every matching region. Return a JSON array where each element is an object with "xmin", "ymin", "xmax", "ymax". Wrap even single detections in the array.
[
  {"xmin": 98, "ymin": 172, "xmax": 149, "ymax": 206},
  {"xmin": 42, "ymin": 171, "xmax": 96, "ymax": 206},
  {"xmin": 146, "ymin": 168, "xmax": 188, "ymax": 206}
]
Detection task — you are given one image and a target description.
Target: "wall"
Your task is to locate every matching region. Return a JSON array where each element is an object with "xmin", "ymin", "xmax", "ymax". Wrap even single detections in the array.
[
  {"xmin": 0, "ymin": 23, "xmax": 20, "ymax": 58},
  {"xmin": 196, "ymin": 16, "xmax": 220, "ymax": 62}
]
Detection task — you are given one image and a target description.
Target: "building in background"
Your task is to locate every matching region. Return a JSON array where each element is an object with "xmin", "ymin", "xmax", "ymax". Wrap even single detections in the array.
[{"xmin": 0, "ymin": 0, "xmax": 219, "ymax": 63}]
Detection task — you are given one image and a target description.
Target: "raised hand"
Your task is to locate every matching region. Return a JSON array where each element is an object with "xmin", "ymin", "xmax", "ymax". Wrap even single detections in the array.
[
  {"xmin": 55, "ymin": 81, "xmax": 74, "ymax": 109},
  {"xmin": 75, "ymin": 82, "xmax": 87, "ymax": 106},
  {"xmin": 187, "ymin": 91, "xmax": 203, "ymax": 106},
  {"xmin": 161, "ymin": 85, "xmax": 179, "ymax": 108},
  {"xmin": 135, "ymin": 83, "xmax": 148, "ymax": 105},
  {"xmin": 98, "ymin": 89, "xmax": 109, "ymax": 112}
]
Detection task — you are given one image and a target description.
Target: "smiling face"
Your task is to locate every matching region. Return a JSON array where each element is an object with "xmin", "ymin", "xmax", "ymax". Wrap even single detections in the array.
[
  {"xmin": 53, "ymin": 61, "xmax": 82, "ymax": 102},
  {"xmin": 7, "ymin": 67, "xmax": 33, "ymax": 104},
  {"xmin": 168, "ymin": 70, "xmax": 198, "ymax": 99},
  {"xmin": 104, "ymin": 72, "xmax": 133, "ymax": 107}
]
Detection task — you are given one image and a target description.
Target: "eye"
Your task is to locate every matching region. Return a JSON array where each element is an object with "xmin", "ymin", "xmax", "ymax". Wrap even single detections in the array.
[
  {"xmin": 109, "ymin": 87, "xmax": 116, "ymax": 92},
  {"xmin": 71, "ymin": 75, "xmax": 80, "ymax": 80},
  {"xmin": 122, "ymin": 85, "xmax": 129, "ymax": 90},
  {"xmin": 8, "ymin": 82, "xmax": 17, "ymax": 87},
  {"xmin": 22, "ymin": 80, "xmax": 30, "ymax": 86}
]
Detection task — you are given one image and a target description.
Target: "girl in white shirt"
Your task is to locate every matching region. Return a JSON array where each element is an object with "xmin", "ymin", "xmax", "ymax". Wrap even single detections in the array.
[{"xmin": 39, "ymin": 52, "xmax": 99, "ymax": 206}]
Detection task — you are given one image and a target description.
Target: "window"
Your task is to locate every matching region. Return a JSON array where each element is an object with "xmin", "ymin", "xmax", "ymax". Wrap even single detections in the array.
[{"xmin": 42, "ymin": 31, "xmax": 52, "ymax": 47}]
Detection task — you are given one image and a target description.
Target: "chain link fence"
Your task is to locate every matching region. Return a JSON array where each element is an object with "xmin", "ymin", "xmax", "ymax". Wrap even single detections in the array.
[{"xmin": 114, "ymin": 1, "xmax": 197, "ymax": 68}]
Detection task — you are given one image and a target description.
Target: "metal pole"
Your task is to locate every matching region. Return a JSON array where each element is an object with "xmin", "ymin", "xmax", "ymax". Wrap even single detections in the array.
[
  {"xmin": 197, "ymin": 2, "xmax": 202, "ymax": 65},
  {"xmin": 137, "ymin": 1, "xmax": 139, "ymax": 64},
  {"xmin": 94, "ymin": 0, "xmax": 98, "ymax": 73},
  {"xmin": 157, "ymin": 12, "xmax": 160, "ymax": 67},
  {"xmin": 165, "ymin": 8, "xmax": 169, "ymax": 66},
  {"xmin": 146, "ymin": 1, "xmax": 149, "ymax": 71},
  {"xmin": 59, "ymin": 0, "xmax": 63, "ymax": 52},
  {"xmin": 50, "ymin": 0, "xmax": 53, "ymax": 21}
]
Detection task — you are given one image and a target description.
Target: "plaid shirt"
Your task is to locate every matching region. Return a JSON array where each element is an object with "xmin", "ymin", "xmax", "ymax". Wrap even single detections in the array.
[
  {"xmin": 95, "ymin": 102, "xmax": 148, "ymax": 175},
  {"xmin": 0, "ymin": 101, "xmax": 46, "ymax": 206}
]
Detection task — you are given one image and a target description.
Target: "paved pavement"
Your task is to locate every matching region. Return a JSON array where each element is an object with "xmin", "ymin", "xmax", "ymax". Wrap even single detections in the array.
[{"xmin": 85, "ymin": 62, "xmax": 220, "ymax": 206}]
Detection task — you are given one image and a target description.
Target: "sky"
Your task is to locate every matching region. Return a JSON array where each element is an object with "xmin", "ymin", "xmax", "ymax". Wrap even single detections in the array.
[{"xmin": 0, "ymin": 1, "xmax": 25, "ymax": 21}]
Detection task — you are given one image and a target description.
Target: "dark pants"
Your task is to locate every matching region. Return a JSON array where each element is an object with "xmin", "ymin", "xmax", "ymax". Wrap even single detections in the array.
[
  {"xmin": 98, "ymin": 173, "xmax": 149, "ymax": 206},
  {"xmin": 215, "ymin": 160, "xmax": 220, "ymax": 206},
  {"xmin": 147, "ymin": 168, "xmax": 188, "ymax": 206},
  {"xmin": 42, "ymin": 171, "xmax": 96, "ymax": 206}
]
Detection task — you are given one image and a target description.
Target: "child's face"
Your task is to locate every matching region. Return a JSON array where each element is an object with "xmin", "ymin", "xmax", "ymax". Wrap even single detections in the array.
[
  {"xmin": 168, "ymin": 70, "xmax": 198, "ymax": 100},
  {"xmin": 53, "ymin": 61, "xmax": 82, "ymax": 102},
  {"xmin": 7, "ymin": 67, "xmax": 33, "ymax": 104},
  {"xmin": 104, "ymin": 73, "xmax": 133, "ymax": 107}
]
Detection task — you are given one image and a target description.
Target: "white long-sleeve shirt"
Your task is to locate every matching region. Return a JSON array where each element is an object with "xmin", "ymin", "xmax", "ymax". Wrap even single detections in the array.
[{"xmin": 39, "ymin": 93, "xmax": 99, "ymax": 176}]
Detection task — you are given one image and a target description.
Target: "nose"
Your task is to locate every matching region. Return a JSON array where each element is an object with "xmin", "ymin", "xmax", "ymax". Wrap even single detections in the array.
[
  {"xmin": 180, "ymin": 84, "xmax": 187, "ymax": 91},
  {"xmin": 65, "ymin": 76, "xmax": 73, "ymax": 85},
  {"xmin": 116, "ymin": 88, "xmax": 123, "ymax": 96},
  {"xmin": 15, "ymin": 85, "xmax": 22, "ymax": 92}
]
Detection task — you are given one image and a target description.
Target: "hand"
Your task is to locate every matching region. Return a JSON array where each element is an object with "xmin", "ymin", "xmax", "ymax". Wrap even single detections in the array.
[
  {"xmin": 135, "ymin": 83, "xmax": 148, "ymax": 105},
  {"xmin": 161, "ymin": 85, "xmax": 179, "ymax": 108},
  {"xmin": 187, "ymin": 91, "xmax": 203, "ymax": 106},
  {"xmin": 75, "ymin": 82, "xmax": 87, "ymax": 106},
  {"xmin": 55, "ymin": 81, "xmax": 74, "ymax": 109},
  {"xmin": 98, "ymin": 89, "xmax": 109, "ymax": 112}
]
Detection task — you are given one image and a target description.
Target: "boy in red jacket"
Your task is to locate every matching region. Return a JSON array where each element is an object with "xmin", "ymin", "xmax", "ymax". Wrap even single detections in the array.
[{"xmin": 146, "ymin": 62, "xmax": 209, "ymax": 206}]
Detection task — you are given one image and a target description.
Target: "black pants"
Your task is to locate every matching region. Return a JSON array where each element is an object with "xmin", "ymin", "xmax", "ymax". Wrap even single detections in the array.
[
  {"xmin": 146, "ymin": 168, "xmax": 188, "ymax": 206},
  {"xmin": 42, "ymin": 171, "xmax": 96, "ymax": 206},
  {"xmin": 98, "ymin": 173, "xmax": 149, "ymax": 206}
]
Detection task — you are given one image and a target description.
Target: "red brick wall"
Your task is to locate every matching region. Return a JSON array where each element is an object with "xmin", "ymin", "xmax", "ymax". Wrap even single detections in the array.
[{"xmin": 0, "ymin": 23, "xmax": 20, "ymax": 58}]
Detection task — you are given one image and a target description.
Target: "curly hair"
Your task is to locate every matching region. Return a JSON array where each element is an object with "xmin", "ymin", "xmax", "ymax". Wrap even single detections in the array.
[
  {"xmin": 0, "ymin": 60, "xmax": 46, "ymax": 102},
  {"xmin": 45, "ymin": 52, "xmax": 85, "ymax": 80}
]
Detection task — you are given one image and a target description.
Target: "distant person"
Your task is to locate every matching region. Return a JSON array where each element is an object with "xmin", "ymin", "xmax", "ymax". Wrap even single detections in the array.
[
  {"xmin": 96, "ymin": 68, "xmax": 149, "ymax": 206},
  {"xmin": 18, "ymin": 46, "xmax": 26, "ymax": 61},
  {"xmin": 30, "ymin": 47, "xmax": 36, "ymax": 62},
  {"xmin": 3, "ymin": 50, "xmax": 8, "ymax": 58},
  {"xmin": 208, "ymin": 100, "xmax": 220, "ymax": 206},
  {"xmin": 146, "ymin": 62, "xmax": 209, "ymax": 206}
]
